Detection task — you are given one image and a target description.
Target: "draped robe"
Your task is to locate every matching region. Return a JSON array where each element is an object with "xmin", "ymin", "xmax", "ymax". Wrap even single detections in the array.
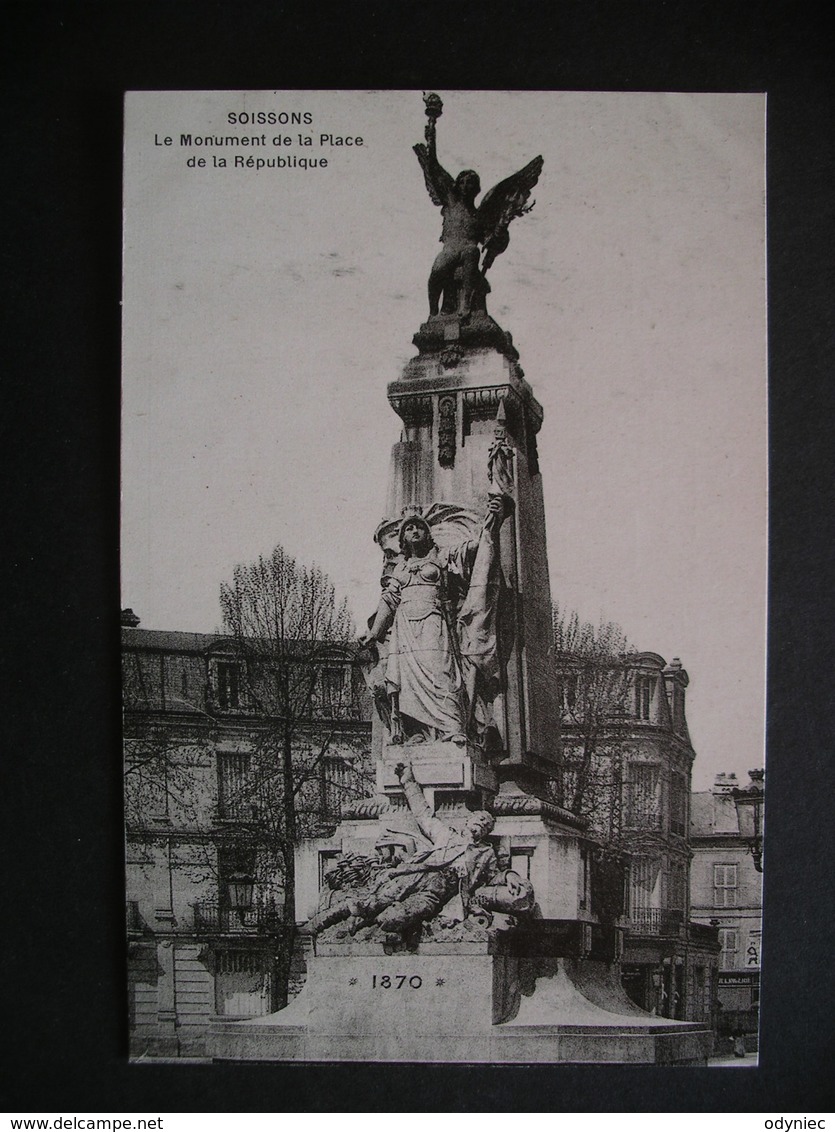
[{"xmin": 373, "ymin": 508, "xmax": 504, "ymax": 741}]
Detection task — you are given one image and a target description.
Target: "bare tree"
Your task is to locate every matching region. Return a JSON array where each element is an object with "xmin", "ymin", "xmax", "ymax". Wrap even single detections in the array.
[
  {"xmin": 552, "ymin": 602, "xmax": 634, "ymax": 837},
  {"xmin": 123, "ymin": 720, "xmax": 212, "ymax": 833},
  {"xmin": 551, "ymin": 604, "xmax": 636, "ymax": 926},
  {"xmin": 218, "ymin": 545, "xmax": 371, "ymax": 1003},
  {"xmin": 122, "ymin": 551, "xmax": 372, "ymax": 1007}
]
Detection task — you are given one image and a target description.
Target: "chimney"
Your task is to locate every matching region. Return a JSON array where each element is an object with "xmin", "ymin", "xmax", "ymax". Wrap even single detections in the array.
[
  {"xmin": 712, "ymin": 772, "xmax": 739, "ymax": 795},
  {"xmin": 662, "ymin": 656, "xmax": 689, "ymax": 733}
]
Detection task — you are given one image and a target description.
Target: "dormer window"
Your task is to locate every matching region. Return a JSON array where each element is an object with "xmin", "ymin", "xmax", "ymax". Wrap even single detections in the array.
[
  {"xmin": 209, "ymin": 656, "xmax": 245, "ymax": 711},
  {"xmin": 320, "ymin": 665, "xmax": 347, "ymax": 716},
  {"xmin": 217, "ymin": 662, "xmax": 241, "ymax": 709},
  {"xmin": 635, "ymin": 674, "xmax": 654, "ymax": 720}
]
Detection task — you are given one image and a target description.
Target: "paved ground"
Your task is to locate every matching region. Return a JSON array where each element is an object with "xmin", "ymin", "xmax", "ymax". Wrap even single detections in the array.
[
  {"xmin": 133, "ymin": 1035, "xmax": 761, "ymax": 1068},
  {"xmin": 708, "ymin": 1053, "xmax": 759, "ymax": 1067}
]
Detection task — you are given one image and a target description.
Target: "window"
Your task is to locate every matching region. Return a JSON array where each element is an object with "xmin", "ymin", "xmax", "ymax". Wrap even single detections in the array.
[
  {"xmin": 217, "ymin": 844, "xmax": 256, "ymax": 893},
  {"xmin": 320, "ymin": 755, "xmax": 354, "ymax": 817},
  {"xmin": 668, "ymin": 860, "xmax": 687, "ymax": 911},
  {"xmin": 624, "ymin": 764, "xmax": 661, "ymax": 829},
  {"xmin": 718, "ymin": 927, "xmax": 739, "ymax": 971},
  {"xmin": 670, "ymin": 772, "xmax": 687, "ymax": 836},
  {"xmin": 635, "ymin": 675, "xmax": 655, "ymax": 720},
  {"xmin": 217, "ymin": 752, "xmax": 252, "ymax": 820},
  {"xmin": 561, "ymin": 672, "xmax": 580, "ymax": 714},
  {"xmin": 320, "ymin": 666, "xmax": 346, "ymax": 716},
  {"xmin": 713, "ymin": 863, "xmax": 738, "ymax": 907},
  {"xmin": 215, "ymin": 660, "xmax": 243, "ymax": 710},
  {"xmin": 629, "ymin": 857, "xmax": 658, "ymax": 917}
]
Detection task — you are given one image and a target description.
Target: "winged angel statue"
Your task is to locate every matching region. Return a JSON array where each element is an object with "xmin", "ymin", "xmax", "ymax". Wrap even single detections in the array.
[{"xmin": 413, "ymin": 92, "xmax": 543, "ymax": 318}]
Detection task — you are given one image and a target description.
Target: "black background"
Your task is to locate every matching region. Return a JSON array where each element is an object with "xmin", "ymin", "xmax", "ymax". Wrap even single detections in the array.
[{"xmin": 2, "ymin": 0, "xmax": 833, "ymax": 1113}]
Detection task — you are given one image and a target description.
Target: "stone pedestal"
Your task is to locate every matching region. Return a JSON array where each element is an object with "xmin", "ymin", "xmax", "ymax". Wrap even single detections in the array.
[
  {"xmin": 376, "ymin": 739, "xmax": 497, "ymax": 810},
  {"xmin": 210, "ymin": 943, "xmax": 710, "ymax": 1064}
]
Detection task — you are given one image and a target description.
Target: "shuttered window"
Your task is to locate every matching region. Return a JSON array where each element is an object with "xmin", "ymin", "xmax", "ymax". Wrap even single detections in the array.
[
  {"xmin": 713, "ymin": 863, "xmax": 738, "ymax": 907},
  {"xmin": 718, "ymin": 928, "xmax": 739, "ymax": 970}
]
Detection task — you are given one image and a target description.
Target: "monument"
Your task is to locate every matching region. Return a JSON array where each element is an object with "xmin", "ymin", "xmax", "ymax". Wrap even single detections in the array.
[{"xmin": 211, "ymin": 94, "xmax": 711, "ymax": 1064}]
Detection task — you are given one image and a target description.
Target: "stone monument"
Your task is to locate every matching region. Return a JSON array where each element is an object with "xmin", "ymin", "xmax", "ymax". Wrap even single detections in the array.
[{"xmin": 211, "ymin": 94, "xmax": 711, "ymax": 1064}]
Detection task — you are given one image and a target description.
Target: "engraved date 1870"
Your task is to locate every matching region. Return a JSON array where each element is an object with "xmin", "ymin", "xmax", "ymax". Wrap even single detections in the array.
[{"xmin": 371, "ymin": 974, "xmax": 423, "ymax": 989}]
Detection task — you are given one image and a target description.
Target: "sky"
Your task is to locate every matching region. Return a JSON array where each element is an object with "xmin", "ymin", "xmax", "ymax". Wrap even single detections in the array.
[{"xmin": 121, "ymin": 90, "xmax": 767, "ymax": 791}]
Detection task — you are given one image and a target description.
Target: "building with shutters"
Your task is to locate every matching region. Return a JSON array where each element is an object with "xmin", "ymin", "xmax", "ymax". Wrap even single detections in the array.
[
  {"xmin": 557, "ymin": 650, "xmax": 721, "ymax": 1027},
  {"xmin": 689, "ymin": 771, "xmax": 764, "ymax": 1048},
  {"xmin": 122, "ymin": 615, "xmax": 374, "ymax": 1058}
]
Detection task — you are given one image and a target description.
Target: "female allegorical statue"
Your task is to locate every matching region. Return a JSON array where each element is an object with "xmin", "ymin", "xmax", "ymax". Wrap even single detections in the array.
[{"xmin": 358, "ymin": 495, "xmax": 510, "ymax": 747}]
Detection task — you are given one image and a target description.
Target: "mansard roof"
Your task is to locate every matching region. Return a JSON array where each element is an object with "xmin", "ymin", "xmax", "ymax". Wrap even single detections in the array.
[
  {"xmin": 690, "ymin": 788, "xmax": 740, "ymax": 837},
  {"xmin": 632, "ymin": 651, "xmax": 667, "ymax": 669},
  {"xmin": 121, "ymin": 627, "xmax": 222, "ymax": 653},
  {"xmin": 121, "ymin": 626, "xmax": 355, "ymax": 661}
]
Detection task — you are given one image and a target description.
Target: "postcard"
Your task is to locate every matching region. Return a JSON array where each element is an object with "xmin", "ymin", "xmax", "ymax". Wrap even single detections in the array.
[{"xmin": 122, "ymin": 90, "xmax": 766, "ymax": 1064}]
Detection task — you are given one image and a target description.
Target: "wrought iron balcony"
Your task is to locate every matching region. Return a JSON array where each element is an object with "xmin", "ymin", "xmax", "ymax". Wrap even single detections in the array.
[
  {"xmin": 191, "ymin": 901, "xmax": 282, "ymax": 934},
  {"xmin": 624, "ymin": 908, "xmax": 684, "ymax": 936}
]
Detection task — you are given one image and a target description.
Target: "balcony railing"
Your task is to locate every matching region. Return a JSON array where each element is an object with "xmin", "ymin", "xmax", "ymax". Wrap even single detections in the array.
[
  {"xmin": 192, "ymin": 901, "xmax": 282, "ymax": 934},
  {"xmin": 625, "ymin": 908, "xmax": 684, "ymax": 936}
]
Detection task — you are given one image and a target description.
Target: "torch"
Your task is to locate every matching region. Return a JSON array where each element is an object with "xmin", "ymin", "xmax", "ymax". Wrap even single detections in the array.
[{"xmin": 422, "ymin": 91, "xmax": 443, "ymax": 146}]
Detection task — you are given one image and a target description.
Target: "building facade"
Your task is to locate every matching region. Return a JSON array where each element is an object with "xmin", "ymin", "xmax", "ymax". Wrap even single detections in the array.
[
  {"xmin": 690, "ymin": 771, "xmax": 764, "ymax": 1047},
  {"xmin": 557, "ymin": 649, "xmax": 720, "ymax": 1027},
  {"xmin": 125, "ymin": 613, "xmax": 725, "ymax": 1055},
  {"xmin": 122, "ymin": 618, "xmax": 374, "ymax": 1058}
]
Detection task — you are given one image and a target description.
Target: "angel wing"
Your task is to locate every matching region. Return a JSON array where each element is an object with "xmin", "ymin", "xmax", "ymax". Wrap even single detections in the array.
[
  {"xmin": 373, "ymin": 503, "xmax": 481, "ymax": 555},
  {"xmin": 476, "ymin": 155, "xmax": 544, "ymax": 272},
  {"xmin": 413, "ymin": 142, "xmax": 455, "ymax": 207}
]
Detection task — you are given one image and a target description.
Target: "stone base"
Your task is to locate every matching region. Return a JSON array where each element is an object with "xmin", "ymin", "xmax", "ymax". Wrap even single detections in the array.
[
  {"xmin": 411, "ymin": 312, "xmax": 519, "ymax": 361},
  {"xmin": 129, "ymin": 1028, "xmax": 181, "ymax": 1060},
  {"xmin": 377, "ymin": 739, "xmax": 497, "ymax": 808},
  {"xmin": 210, "ymin": 946, "xmax": 710, "ymax": 1064}
]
